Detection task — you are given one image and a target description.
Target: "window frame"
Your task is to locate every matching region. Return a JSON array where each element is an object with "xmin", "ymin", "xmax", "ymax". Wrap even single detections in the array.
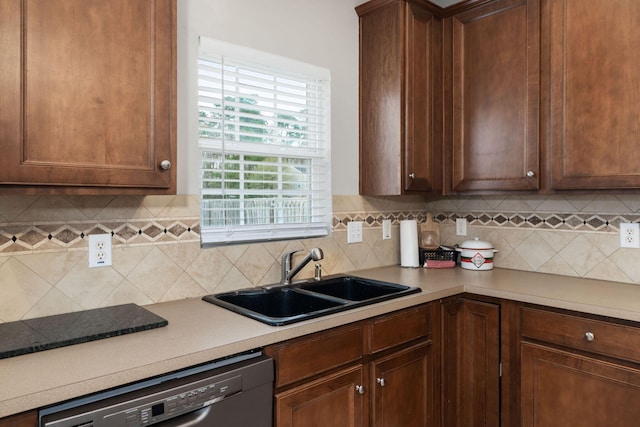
[{"xmin": 198, "ymin": 38, "xmax": 332, "ymax": 246}]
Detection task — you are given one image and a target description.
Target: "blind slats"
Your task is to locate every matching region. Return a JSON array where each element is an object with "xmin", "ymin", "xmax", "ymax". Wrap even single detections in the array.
[{"xmin": 198, "ymin": 38, "xmax": 331, "ymax": 246}]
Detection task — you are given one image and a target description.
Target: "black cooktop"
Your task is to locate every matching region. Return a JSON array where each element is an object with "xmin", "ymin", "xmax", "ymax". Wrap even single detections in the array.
[{"xmin": 0, "ymin": 304, "xmax": 168, "ymax": 359}]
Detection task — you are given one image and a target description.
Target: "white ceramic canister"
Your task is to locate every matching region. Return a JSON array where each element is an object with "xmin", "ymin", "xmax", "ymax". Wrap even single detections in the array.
[{"xmin": 456, "ymin": 237, "xmax": 498, "ymax": 271}]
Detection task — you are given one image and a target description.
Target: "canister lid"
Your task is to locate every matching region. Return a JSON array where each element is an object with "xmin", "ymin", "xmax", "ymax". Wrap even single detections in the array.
[{"xmin": 459, "ymin": 237, "xmax": 494, "ymax": 250}]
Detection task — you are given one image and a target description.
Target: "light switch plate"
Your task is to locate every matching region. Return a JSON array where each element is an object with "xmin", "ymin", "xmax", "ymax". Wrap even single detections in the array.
[
  {"xmin": 382, "ymin": 219, "xmax": 391, "ymax": 240},
  {"xmin": 456, "ymin": 218, "xmax": 467, "ymax": 236},
  {"xmin": 348, "ymin": 221, "xmax": 363, "ymax": 244}
]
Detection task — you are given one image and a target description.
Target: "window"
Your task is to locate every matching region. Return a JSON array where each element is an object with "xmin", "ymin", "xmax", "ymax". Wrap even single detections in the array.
[{"xmin": 198, "ymin": 38, "xmax": 332, "ymax": 246}]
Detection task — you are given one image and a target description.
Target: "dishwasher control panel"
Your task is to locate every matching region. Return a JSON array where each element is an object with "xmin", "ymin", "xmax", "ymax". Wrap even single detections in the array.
[{"xmin": 104, "ymin": 375, "xmax": 242, "ymax": 426}]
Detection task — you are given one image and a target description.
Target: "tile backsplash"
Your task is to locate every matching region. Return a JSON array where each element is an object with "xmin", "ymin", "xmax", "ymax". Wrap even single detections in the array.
[
  {"xmin": 3, "ymin": 193, "xmax": 640, "ymax": 323},
  {"xmin": 0, "ymin": 195, "xmax": 426, "ymax": 322},
  {"xmin": 426, "ymin": 195, "xmax": 640, "ymax": 285}
]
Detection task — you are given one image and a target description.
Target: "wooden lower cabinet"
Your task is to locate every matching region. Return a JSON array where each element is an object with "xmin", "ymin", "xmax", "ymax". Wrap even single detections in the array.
[
  {"xmin": 267, "ymin": 304, "xmax": 436, "ymax": 427},
  {"xmin": 0, "ymin": 411, "xmax": 37, "ymax": 427},
  {"xmin": 275, "ymin": 366, "xmax": 366, "ymax": 427},
  {"xmin": 370, "ymin": 342, "xmax": 434, "ymax": 427},
  {"xmin": 442, "ymin": 297, "xmax": 500, "ymax": 427},
  {"xmin": 521, "ymin": 343, "xmax": 640, "ymax": 427},
  {"xmin": 519, "ymin": 305, "xmax": 640, "ymax": 426}
]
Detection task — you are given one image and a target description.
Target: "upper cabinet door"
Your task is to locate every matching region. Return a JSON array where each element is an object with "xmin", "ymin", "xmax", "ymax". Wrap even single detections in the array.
[
  {"xmin": 547, "ymin": 0, "xmax": 640, "ymax": 190},
  {"xmin": 403, "ymin": 2, "xmax": 444, "ymax": 194},
  {"xmin": 449, "ymin": 0, "xmax": 540, "ymax": 192},
  {"xmin": 358, "ymin": 0, "xmax": 443, "ymax": 196},
  {"xmin": 0, "ymin": 0, "xmax": 176, "ymax": 194}
]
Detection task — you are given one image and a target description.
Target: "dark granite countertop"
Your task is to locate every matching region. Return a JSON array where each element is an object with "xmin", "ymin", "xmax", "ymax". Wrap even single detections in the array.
[{"xmin": 0, "ymin": 304, "xmax": 167, "ymax": 359}]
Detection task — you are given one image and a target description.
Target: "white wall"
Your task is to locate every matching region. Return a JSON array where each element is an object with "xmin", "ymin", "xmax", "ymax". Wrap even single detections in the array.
[{"xmin": 176, "ymin": 0, "xmax": 364, "ymax": 195}]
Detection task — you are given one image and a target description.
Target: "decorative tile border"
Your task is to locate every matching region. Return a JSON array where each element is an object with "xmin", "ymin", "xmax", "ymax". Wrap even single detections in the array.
[
  {"xmin": 0, "ymin": 219, "xmax": 201, "ymax": 254},
  {"xmin": 3, "ymin": 208, "xmax": 624, "ymax": 255},
  {"xmin": 433, "ymin": 211, "xmax": 636, "ymax": 232},
  {"xmin": 0, "ymin": 209, "xmax": 429, "ymax": 255},
  {"xmin": 332, "ymin": 210, "xmax": 428, "ymax": 230}
]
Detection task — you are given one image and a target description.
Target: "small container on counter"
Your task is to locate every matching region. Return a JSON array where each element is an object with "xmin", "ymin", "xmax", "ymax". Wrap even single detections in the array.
[
  {"xmin": 456, "ymin": 237, "xmax": 498, "ymax": 271},
  {"xmin": 419, "ymin": 246, "xmax": 457, "ymax": 269}
]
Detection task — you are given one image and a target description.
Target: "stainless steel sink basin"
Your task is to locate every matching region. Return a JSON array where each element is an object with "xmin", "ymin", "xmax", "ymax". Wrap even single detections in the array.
[{"xmin": 202, "ymin": 275, "xmax": 420, "ymax": 326}]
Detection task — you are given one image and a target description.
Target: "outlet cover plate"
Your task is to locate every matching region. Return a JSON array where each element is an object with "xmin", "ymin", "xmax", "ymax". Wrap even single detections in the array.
[
  {"xmin": 89, "ymin": 234, "xmax": 113, "ymax": 268},
  {"xmin": 620, "ymin": 222, "xmax": 640, "ymax": 248}
]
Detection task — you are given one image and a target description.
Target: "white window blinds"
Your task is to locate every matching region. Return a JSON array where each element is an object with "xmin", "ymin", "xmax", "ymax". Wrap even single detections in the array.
[{"xmin": 198, "ymin": 39, "xmax": 332, "ymax": 246}]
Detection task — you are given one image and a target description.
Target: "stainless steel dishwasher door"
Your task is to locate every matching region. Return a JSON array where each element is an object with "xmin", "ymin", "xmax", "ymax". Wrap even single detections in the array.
[{"xmin": 39, "ymin": 352, "xmax": 274, "ymax": 427}]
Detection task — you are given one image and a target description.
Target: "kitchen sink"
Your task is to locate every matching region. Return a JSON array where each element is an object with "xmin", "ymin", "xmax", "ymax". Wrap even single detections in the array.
[
  {"xmin": 209, "ymin": 287, "xmax": 347, "ymax": 324},
  {"xmin": 202, "ymin": 275, "xmax": 421, "ymax": 326},
  {"xmin": 299, "ymin": 276, "xmax": 412, "ymax": 301}
]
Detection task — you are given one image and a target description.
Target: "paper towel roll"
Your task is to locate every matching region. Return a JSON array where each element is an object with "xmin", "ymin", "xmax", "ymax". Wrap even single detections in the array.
[{"xmin": 400, "ymin": 220, "xmax": 419, "ymax": 267}]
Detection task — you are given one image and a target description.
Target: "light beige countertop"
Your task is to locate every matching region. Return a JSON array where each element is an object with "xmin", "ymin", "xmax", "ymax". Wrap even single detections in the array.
[{"xmin": 3, "ymin": 266, "xmax": 640, "ymax": 418}]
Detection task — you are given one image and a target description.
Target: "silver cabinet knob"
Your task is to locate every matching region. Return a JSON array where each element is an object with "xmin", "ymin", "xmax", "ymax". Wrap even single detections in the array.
[
  {"xmin": 409, "ymin": 173, "xmax": 415, "ymax": 179},
  {"xmin": 526, "ymin": 170, "xmax": 535, "ymax": 178},
  {"xmin": 377, "ymin": 378, "xmax": 386, "ymax": 387},
  {"xmin": 355, "ymin": 385, "xmax": 365, "ymax": 395},
  {"xmin": 585, "ymin": 332, "xmax": 595, "ymax": 342},
  {"xmin": 160, "ymin": 160, "xmax": 172, "ymax": 170}
]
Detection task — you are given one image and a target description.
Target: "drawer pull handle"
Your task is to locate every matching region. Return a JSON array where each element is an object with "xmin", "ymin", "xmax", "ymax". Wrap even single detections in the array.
[
  {"xmin": 377, "ymin": 378, "xmax": 386, "ymax": 387},
  {"xmin": 356, "ymin": 385, "xmax": 365, "ymax": 395},
  {"xmin": 585, "ymin": 332, "xmax": 595, "ymax": 342},
  {"xmin": 409, "ymin": 173, "xmax": 416, "ymax": 179}
]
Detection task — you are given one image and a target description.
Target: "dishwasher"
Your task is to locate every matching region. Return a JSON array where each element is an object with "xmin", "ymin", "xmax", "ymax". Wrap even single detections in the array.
[{"xmin": 39, "ymin": 351, "xmax": 274, "ymax": 427}]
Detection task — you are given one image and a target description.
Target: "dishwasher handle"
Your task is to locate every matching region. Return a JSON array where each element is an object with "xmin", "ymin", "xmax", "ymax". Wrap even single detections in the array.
[{"xmin": 159, "ymin": 405, "xmax": 212, "ymax": 427}]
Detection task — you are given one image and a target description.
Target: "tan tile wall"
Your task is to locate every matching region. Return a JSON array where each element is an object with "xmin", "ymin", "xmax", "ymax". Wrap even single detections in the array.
[
  {"xmin": 426, "ymin": 195, "xmax": 640, "ymax": 284},
  {"xmin": 0, "ymin": 195, "xmax": 427, "ymax": 322},
  {"xmin": 3, "ymin": 193, "xmax": 640, "ymax": 323}
]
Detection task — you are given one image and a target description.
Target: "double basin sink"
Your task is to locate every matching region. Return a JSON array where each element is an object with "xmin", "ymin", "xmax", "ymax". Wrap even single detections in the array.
[{"xmin": 202, "ymin": 275, "xmax": 421, "ymax": 326}]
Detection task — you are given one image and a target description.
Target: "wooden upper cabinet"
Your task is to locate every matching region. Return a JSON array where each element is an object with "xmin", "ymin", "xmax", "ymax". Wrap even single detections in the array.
[
  {"xmin": 449, "ymin": 0, "xmax": 540, "ymax": 192},
  {"xmin": 358, "ymin": 0, "xmax": 443, "ymax": 196},
  {"xmin": 0, "ymin": 0, "xmax": 176, "ymax": 194},
  {"xmin": 546, "ymin": 0, "xmax": 640, "ymax": 190}
]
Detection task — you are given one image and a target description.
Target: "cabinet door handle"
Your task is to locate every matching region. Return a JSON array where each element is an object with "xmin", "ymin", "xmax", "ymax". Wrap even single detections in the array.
[
  {"xmin": 377, "ymin": 378, "xmax": 386, "ymax": 387},
  {"xmin": 355, "ymin": 385, "xmax": 365, "ymax": 395},
  {"xmin": 409, "ymin": 173, "xmax": 415, "ymax": 179},
  {"xmin": 526, "ymin": 170, "xmax": 535, "ymax": 178},
  {"xmin": 585, "ymin": 331, "xmax": 595, "ymax": 342},
  {"xmin": 160, "ymin": 160, "xmax": 172, "ymax": 170}
]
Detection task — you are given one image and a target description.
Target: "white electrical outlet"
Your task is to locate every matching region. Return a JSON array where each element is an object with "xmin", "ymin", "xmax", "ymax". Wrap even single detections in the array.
[
  {"xmin": 347, "ymin": 221, "xmax": 363, "ymax": 244},
  {"xmin": 456, "ymin": 218, "xmax": 467, "ymax": 236},
  {"xmin": 382, "ymin": 219, "xmax": 391, "ymax": 240},
  {"xmin": 89, "ymin": 234, "xmax": 112, "ymax": 268},
  {"xmin": 620, "ymin": 222, "xmax": 640, "ymax": 248}
]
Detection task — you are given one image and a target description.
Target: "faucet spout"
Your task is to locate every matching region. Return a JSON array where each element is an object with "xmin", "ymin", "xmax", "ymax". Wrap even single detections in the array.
[{"xmin": 281, "ymin": 248, "xmax": 324, "ymax": 285}]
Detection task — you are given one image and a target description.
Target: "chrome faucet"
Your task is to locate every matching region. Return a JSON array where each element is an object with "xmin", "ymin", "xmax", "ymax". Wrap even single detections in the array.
[{"xmin": 281, "ymin": 248, "xmax": 324, "ymax": 285}]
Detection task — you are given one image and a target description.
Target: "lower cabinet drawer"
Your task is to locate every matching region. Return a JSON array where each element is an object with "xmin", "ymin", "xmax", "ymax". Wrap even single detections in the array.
[
  {"xmin": 366, "ymin": 304, "xmax": 431, "ymax": 354},
  {"xmin": 265, "ymin": 324, "xmax": 363, "ymax": 388},
  {"xmin": 521, "ymin": 307, "xmax": 640, "ymax": 363}
]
